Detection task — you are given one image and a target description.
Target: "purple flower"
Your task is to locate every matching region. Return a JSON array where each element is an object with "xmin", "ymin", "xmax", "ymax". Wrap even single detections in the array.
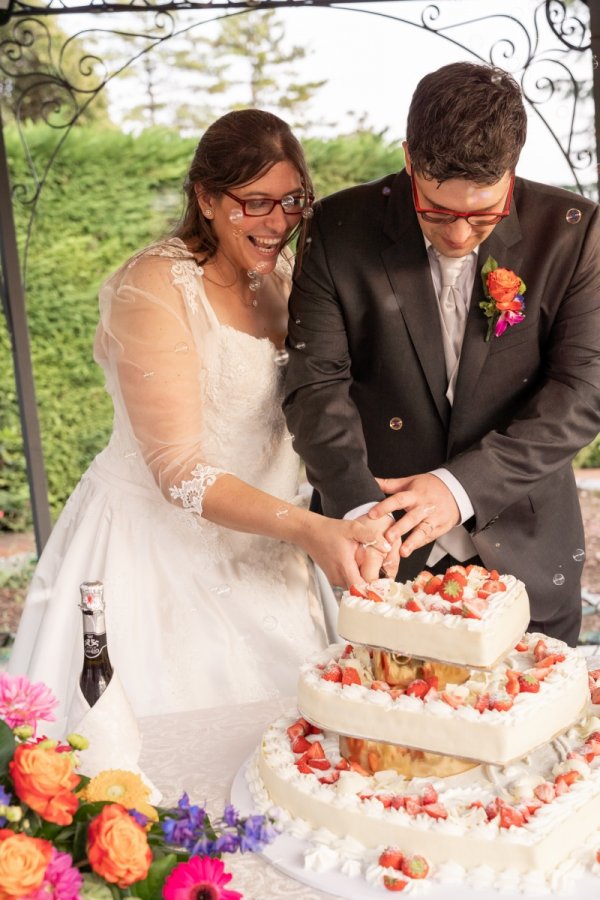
[
  {"xmin": 0, "ymin": 785, "xmax": 11, "ymax": 826},
  {"xmin": 162, "ymin": 793, "xmax": 208, "ymax": 851},
  {"xmin": 128, "ymin": 808, "xmax": 149, "ymax": 828},
  {"xmin": 239, "ymin": 814, "xmax": 279, "ymax": 853},
  {"xmin": 214, "ymin": 832, "xmax": 241, "ymax": 854},
  {"xmin": 495, "ymin": 299, "xmax": 526, "ymax": 337},
  {"xmin": 223, "ymin": 804, "xmax": 239, "ymax": 827}
]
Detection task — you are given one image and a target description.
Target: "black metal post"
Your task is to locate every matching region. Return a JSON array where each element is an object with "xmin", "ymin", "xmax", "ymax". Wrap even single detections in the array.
[{"xmin": 0, "ymin": 111, "xmax": 51, "ymax": 554}]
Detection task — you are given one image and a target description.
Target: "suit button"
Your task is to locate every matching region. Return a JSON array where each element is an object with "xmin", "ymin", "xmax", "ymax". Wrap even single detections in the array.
[{"xmin": 389, "ymin": 417, "xmax": 403, "ymax": 430}]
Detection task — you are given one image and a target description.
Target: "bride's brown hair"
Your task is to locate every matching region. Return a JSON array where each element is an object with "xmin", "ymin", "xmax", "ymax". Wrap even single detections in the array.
[{"xmin": 173, "ymin": 109, "xmax": 314, "ymax": 267}]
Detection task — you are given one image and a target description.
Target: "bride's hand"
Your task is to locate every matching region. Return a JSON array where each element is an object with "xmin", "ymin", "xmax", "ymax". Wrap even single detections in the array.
[{"xmin": 302, "ymin": 514, "xmax": 400, "ymax": 588}]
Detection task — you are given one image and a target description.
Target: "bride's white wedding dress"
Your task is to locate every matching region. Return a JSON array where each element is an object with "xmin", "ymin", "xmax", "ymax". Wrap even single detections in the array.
[{"xmin": 9, "ymin": 238, "xmax": 336, "ymax": 733}]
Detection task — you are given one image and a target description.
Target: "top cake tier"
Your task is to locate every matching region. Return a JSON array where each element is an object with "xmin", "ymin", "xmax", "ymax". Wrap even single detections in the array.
[{"xmin": 337, "ymin": 566, "xmax": 530, "ymax": 669}]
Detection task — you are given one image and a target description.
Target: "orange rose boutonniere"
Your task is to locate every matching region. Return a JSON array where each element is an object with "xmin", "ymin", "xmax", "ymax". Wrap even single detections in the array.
[{"xmin": 480, "ymin": 256, "xmax": 526, "ymax": 341}]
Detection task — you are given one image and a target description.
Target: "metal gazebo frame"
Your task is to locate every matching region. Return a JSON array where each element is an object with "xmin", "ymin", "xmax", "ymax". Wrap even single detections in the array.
[{"xmin": 0, "ymin": 0, "xmax": 598, "ymax": 555}]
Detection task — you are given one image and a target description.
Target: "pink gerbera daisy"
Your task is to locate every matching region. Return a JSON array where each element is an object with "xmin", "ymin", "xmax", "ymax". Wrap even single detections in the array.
[
  {"xmin": 0, "ymin": 673, "xmax": 58, "ymax": 730},
  {"xmin": 162, "ymin": 856, "xmax": 242, "ymax": 900}
]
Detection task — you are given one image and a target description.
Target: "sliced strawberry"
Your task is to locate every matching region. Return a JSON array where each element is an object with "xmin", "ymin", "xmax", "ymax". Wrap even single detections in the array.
[
  {"xmin": 474, "ymin": 691, "xmax": 491, "ymax": 713},
  {"xmin": 555, "ymin": 771, "xmax": 582, "ymax": 789},
  {"xmin": 485, "ymin": 799, "xmax": 499, "ymax": 820},
  {"xmin": 528, "ymin": 667, "xmax": 551, "ymax": 682},
  {"xmin": 383, "ymin": 875, "xmax": 408, "ymax": 892},
  {"xmin": 341, "ymin": 644, "xmax": 354, "ymax": 659},
  {"xmin": 466, "ymin": 564, "xmax": 489, "ymax": 576},
  {"xmin": 420, "ymin": 784, "xmax": 438, "ymax": 805},
  {"xmin": 518, "ymin": 673, "xmax": 540, "ymax": 693},
  {"xmin": 349, "ymin": 584, "xmax": 367, "ymax": 598},
  {"xmin": 404, "ymin": 797, "xmax": 422, "ymax": 816},
  {"xmin": 296, "ymin": 760, "xmax": 313, "ymax": 774},
  {"xmin": 318, "ymin": 770, "xmax": 340, "ymax": 784},
  {"xmin": 366, "ymin": 588, "xmax": 384, "ymax": 603},
  {"xmin": 480, "ymin": 579, "xmax": 506, "ymax": 594},
  {"xmin": 291, "ymin": 735, "xmax": 312, "ymax": 754},
  {"xmin": 445, "ymin": 565, "xmax": 468, "ymax": 581},
  {"xmin": 405, "ymin": 678, "xmax": 429, "ymax": 699},
  {"xmin": 488, "ymin": 569, "xmax": 500, "ymax": 581},
  {"xmin": 400, "ymin": 854, "xmax": 430, "ymax": 879},
  {"xmin": 391, "ymin": 795, "xmax": 406, "ymax": 810},
  {"xmin": 423, "ymin": 802, "xmax": 448, "ymax": 820},
  {"xmin": 489, "ymin": 692, "xmax": 514, "ymax": 712},
  {"xmin": 305, "ymin": 740, "xmax": 326, "ymax": 760},
  {"xmin": 341, "ymin": 667, "xmax": 362, "ymax": 686},
  {"xmin": 514, "ymin": 640, "xmax": 529, "ymax": 652},
  {"xmin": 499, "ymin": 805, "xmax": 525, "ymax": 828},
  {"xmin": 322, "ymin": 664, "xmax": 343, "ymax": 682},
  {"xmin": 378, "ymin": 847, "xmax": 404, "ymax": 870},
  {"xmin": 375, "ymin": 793, "xmax": 394, "ymax": 809},
  {"xmin": 439, "ymin": 575, "xmax": 465, "ymax": 603},
  {"xmin": 286, "ymin": 719, "xmax": 309, "ymax": 741},
  {"xmin": 424, "ymin": 674, "xmax": 439, "ymax": 691},
  {"xmin": 335, "ymin": 758, "xmax": 350, "ymax": 771},
  {"xmin": 405, "ymin": 597, "xmax": 425, "ymax": 612},
  {"xmin": 423, "ymin": 575, "xmax": 443, "ymax": 595},
  {"xmin": 371, "ymin": 679, "xmax": 392, "ymax": 692},
  {"xmin": 307, "ymin": 723, "xmax": 322, "ymax": 735},
  {"xmin": 536, "ymin": 653, "xmax": 566, "ymax": 668},
  {"xmin": 308, "ymin": 758, "xmax": 331, "ymax": 770},
  {"xmin": 533, "ymin": 639, "xmax": 549, "ymax": 662},
  {"xmin": 591, "ymin": 687, "xmax": 600, "ymax": 705},
  {"xmin": 505, "ymin": 670, "xmax": 521, "ymax": 696},
  {"xmin": 462, "ymin": 596, "xmax": 488, "ymax": 619},
  {"xmin": 412, "ymin": 570, "xmax": 435, "ymax": 592},
  {"xmin": 441, "ymin": 691, "xmax": 465, "ymax": 709},
  {"xmin": 533, "ymin": 781, "xmax": 556, "ymax": 803}
]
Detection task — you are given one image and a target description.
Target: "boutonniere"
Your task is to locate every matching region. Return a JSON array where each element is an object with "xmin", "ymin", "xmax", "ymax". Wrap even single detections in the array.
[{"xmin": 480, "ymin": 256, "xmax": 526, "ymax": 341}]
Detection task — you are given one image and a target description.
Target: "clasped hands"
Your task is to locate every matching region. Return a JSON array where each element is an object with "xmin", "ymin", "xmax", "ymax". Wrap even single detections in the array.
[{"xmin": 355, "ymin": 473, "xmax": 461, "ymax": 582}]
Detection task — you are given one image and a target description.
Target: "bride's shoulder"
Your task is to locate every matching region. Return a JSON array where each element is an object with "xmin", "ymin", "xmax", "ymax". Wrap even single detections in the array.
[{"xmin": 130, "ymin": 237, "xmax": 196, "ymax": 267}]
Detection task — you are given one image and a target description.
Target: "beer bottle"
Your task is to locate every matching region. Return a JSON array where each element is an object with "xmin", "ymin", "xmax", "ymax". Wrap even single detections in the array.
[{"xmin": 79, "ymin": 581, "xmax": 113, "ymax": 707}]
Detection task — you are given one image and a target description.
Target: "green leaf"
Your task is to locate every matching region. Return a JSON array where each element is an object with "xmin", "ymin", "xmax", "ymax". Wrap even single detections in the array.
[
  {"xmin": 129, "ymin": 854, "xmax": 179, "ymax": 898},
  {"xmin": 0, "ymin": 720, "xmax": 16, "ymax": 774}
]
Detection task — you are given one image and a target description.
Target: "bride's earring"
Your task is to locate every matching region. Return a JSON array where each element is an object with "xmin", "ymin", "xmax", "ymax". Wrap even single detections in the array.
[{"xmin": 203, "ymin": 209, "xmax": 214, "ymax": 219}]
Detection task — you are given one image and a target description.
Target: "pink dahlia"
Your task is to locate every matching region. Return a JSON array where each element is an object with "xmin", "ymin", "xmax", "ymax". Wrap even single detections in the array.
[
  {"xmin": 162, "ymin": 856, "xmax": 242, "ymax": 900},
  {"xmin": 27, "ymin": 849, "xmax": 83, "ymax": 899},
  {"xmin": 0, "ymin": 673, "xmax": 58, "ymax": 731}
]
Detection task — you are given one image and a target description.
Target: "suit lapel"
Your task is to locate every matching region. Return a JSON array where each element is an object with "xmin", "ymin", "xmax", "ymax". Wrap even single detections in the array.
[
  {"xmin": 450, "ymin": 194, "xmax": 524, "ymax": 419},
  {"xmin": 381, "ymin": 173, "xmax": 450, "ymax": 428}
]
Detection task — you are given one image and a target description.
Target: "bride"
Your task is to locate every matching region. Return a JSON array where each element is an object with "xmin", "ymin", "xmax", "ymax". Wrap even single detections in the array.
[{"xmin": 9, "ymin": 109, "xmax": 395, "ymax": 732}]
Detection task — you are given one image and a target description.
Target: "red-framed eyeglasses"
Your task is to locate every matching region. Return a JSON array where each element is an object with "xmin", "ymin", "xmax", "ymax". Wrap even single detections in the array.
[
  {"xmin": 410, "ymin": 172, "xmax": 515, "ymax": 226},
  {"xmin": 222, "ymin": 189, "xmax": 314, "ymax": 218}
]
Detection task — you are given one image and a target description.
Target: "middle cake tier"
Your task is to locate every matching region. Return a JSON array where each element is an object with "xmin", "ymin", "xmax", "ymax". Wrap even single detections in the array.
[{"xmin": 297, "ymin": 634, "xmax": 588, "ymax": 766}]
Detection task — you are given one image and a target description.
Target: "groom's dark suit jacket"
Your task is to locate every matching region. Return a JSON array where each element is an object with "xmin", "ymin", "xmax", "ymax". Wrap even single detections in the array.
[{"xmin": 284, "ymin": 171, "xmax": 600, "ymax": 628}]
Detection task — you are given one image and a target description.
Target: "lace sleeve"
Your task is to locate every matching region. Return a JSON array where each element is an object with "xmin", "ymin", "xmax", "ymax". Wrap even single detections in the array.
[{"xmin": 97, "ymin": 248, "xmax": 227, "ymax": 517}]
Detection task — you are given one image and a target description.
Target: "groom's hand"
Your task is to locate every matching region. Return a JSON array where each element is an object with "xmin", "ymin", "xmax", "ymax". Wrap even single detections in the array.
[
  {"xmin": 354, "ymin": 514, "xmax": 401, "ymax": 582},
  {"xmin": 369, "ymin": 473, "xmax": 460, "ymax": 557}
]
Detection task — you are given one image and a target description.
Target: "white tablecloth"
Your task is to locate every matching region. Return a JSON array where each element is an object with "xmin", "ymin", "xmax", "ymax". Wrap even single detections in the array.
[
  {"xmin": 140, "ymin": 696, "xmax": 331, "ymax": 899},
  {"xmin": 139, "ymin": 695, "xmax": 600, "ymax": 900}
]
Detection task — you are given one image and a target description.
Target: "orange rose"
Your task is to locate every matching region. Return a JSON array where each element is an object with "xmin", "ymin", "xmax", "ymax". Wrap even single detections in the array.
[
  {"xmin": 486, "ymin": 267, "xmax": 522, "ymax": 309},
  {"xmin": 9, "ymin": 743, "xmax": 80, "ymax": 825},
  {"xmin": 88, "ymin": 804, "xmax": 152, "ymax": 887},
  {"xmin": 0, "ymin": 829, "xmax": 52, "ymax": 899}
]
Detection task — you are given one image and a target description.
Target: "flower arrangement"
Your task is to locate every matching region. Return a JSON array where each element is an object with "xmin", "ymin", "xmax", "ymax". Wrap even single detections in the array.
[
  {"xmin": 480, "ymin": 255, "xmax": 526, "ymax": 340},
  {"xmin": 0, "ymin": 672, "xmax": 277, "ymax": 899}
]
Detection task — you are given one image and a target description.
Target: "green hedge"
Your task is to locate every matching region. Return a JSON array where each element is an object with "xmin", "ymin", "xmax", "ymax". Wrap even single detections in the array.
[{"xmin": 0, "ymin": 125, "xmax": 408, "ymax": 530}]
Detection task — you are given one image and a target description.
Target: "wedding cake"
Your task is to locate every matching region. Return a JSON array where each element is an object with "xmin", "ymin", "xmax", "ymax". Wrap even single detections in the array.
[{"xmin": 248, "ymin": 565, "xmax": 600, "ymax": 894}]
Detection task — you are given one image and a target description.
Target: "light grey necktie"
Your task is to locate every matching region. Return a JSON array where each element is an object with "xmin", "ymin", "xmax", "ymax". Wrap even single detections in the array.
[{"xmin": 437, "ymin": 254, "xmax": 468, "ymax": 403}]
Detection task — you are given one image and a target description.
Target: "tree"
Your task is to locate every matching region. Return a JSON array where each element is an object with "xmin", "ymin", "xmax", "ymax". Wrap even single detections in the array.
[{"xmin": 0, "ymin": 16, "xmax": 110, "ymax": 126}]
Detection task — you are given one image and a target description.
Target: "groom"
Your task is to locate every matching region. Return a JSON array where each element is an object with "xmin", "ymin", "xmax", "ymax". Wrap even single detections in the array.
[{"xmin": 283, "ymin": 62, "xmax": 600, "ymax": 645}]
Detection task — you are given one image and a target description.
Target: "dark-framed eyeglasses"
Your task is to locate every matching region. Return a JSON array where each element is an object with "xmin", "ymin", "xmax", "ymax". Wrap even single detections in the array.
[
  {"xmin": 410, "ymin": 172, "xmax": 515, "ymax": 226},
  {"xmin": 222, "ymin": 189, "xmax": 314, "ymax": 217}
]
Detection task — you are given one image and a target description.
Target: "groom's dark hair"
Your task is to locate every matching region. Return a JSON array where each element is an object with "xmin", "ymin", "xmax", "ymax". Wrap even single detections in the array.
[{"xmin": 406, "ymin": 62, "xmax": 527, "ymax": 184}]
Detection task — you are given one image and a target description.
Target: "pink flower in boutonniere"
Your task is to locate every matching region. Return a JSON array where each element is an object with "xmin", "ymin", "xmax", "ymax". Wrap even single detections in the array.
[{"xmin": 480, "ymin": 255, "xmax": 526, "ymax": 341}]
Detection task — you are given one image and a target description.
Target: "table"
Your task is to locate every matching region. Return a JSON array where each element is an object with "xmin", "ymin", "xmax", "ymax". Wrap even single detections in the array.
[
  {"xmin": 140, "ymin": 696, "xmax": 331, "ymax": 900},
  {"xmin": 139, "ymin": 695, "xmax": 600, "ymax": 900}
]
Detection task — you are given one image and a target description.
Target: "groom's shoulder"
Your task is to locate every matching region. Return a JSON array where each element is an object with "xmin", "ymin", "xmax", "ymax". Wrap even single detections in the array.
[
  {"xmin": 515, "ymin": 175, "xmax": 598, "ymax": 212},
  {"xmin": 316, "ymin": 172, "xmax": 400, "ymax": 218}
]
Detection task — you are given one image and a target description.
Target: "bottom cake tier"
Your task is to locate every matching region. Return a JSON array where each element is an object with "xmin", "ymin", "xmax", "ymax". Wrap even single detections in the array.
[{"xmin": 250, "ymin": 709, "xmax": 600, "ymax": 888}]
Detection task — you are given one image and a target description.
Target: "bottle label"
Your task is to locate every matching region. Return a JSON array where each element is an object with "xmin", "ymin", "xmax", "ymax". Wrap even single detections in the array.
[{"xmin": 83, "ymin": 633, "xmax": 107, "ymax": 659}]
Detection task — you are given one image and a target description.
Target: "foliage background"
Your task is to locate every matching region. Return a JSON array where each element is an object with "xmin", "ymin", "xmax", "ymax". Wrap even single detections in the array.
[{"xmin": 0, "ymin": 124, "xmax": 406, "ymax": 530}]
